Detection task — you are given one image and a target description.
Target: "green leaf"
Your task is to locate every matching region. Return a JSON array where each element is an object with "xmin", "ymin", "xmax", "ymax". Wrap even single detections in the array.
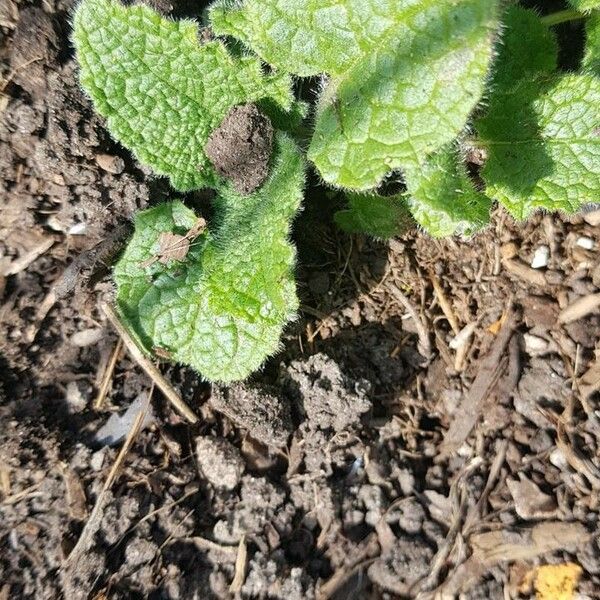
[
  {"xmin": 477, "ymin": 74, "xmax": 600, "ymax": 219},
  {"xmin": 334, "ymin": 192, "xmax": 414, "ymax": 239},
  {"xmin": 309, "ymin": 0, "xmax": 500, "ymax": 190},
  {"xmin": 73, "ymin": 0, "xmax": 294, "ymax": 191},
  {"xmin": 210, "ymin": 0, "xmax": 368, "ymax": 77},
  {"xmin": 491, "ymin": 5, "xmax": 558, "ymax": 91},
  {"xmin": 114, "ymin": 134, "xmax": 305, "ymax": 382},
  {"xmin": 213, "ymin": 0, "xmax": 501, "ymax": 191},
  {"xmin": 404, "ymin": 147, "xmax": 491, "ymax": 237},
  {"xmin": 567, "ymin": 0, "xmax": 600, "ymax": 12},
  {"xmin": 584, "ymin": 13, "xmax": 600, "ymax": 73}
]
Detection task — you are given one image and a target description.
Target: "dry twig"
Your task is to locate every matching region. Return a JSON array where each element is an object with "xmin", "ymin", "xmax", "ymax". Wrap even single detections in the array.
[
  {"xmin": 93, "ymin": 338, "xmax": 123, "ymax": 410},
  {"xmin": 430, "ymin": 272, "xmax": 460, "ymax": 335},
  {"xmin": 102, "ymin": 302, "xmax": 198, "ymax": 424},
  {"xmin": 388, "ymin": 283, "xmax": 432, "ymax": 359},
  {"xmin": 62, "ymin": 393, "xmax": 151, "ymax": 593}
]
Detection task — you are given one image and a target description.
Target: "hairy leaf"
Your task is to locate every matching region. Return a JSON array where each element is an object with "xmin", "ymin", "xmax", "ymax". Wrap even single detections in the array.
[
  {"xmin": 567, "ymin": 0, "xmax": 600, "ymax": 11},
  {"xmin": 213, "ymin": 0, "xmax": 501, "ymax": 190},
  {"xmin": 73, "ymin": 0, "xmax": 294, "ymax": 191},
  {"xmin": 477, "ymin": 74, "xmax": 600, "ymax": 219},
  {"xmin": 210, "ymin": 0, "xmax": 369, "ymax": 76},
  {"xmin": 584, "ymin": 13, "xmax": 600, "ymax": 73},
  {"xmin": 334, "ymin": 193, "xmax": 414, "ymax": 239},
  {"xmin": 115, "ymin": 135, "xmax": 305, "ymax": 382},
  {"xmin": 491, "ymin": 5, "xmax": 558, "ymax": 91},
  {"xmin": 404, "ymin": 147, "xmax": 491, "ymax": 237}
]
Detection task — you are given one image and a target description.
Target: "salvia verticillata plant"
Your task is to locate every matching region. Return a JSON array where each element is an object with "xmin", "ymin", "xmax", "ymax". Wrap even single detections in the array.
[{"xmin": 73, "ymin": 0, "xmax": 600, "ymax": 381}]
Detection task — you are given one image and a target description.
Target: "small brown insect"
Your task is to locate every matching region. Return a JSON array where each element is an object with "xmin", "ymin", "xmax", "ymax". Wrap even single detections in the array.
[
  {"xmin": 140, "ymin": 217, "xmax": 207, "ymax": 269},
  {"xmin": 153, "ymin": 346, "xmax": 172, "ymax": 360}
]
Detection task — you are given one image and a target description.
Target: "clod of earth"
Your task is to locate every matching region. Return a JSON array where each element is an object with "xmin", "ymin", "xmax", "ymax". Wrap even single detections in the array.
[{"xmin": 204, "ymin": 103, "xmax": 274, "ymax": 195}]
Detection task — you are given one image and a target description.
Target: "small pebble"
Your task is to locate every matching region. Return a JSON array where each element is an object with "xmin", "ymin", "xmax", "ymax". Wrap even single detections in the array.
[
  {"xmin": 95, "ymin": 153, "xmax": 125, "ymax": 174},
  {"xmin": 90, "ymin": 449, "xmax": 106, "ymax": 471},
  {"xmin": 196, "ymin": 436, "xmax": 244, "ymax": 490},
  {"xmin": 70, "ymin": 328, "xmax": 104, "ymax": 347},
  {"xmin": 531, "ymin": 245, "xmax": 550, "ymax": 269},
  {"xmin": 500, "ymin": 242, "xmax": 518, "ymax": 260},
  {"xmin": 65, "ymin": 381, "xmax": 87, "ymax": 413},
  {"xmin": 550, "ymin": 448, "xmax": 568, "ymax": 469},
  {"xmin": 68, "ymin": 222, "xmax": 87, "ymax": 235},
  {"xmin": 523, "ymin": 333, "xmax": 548, "ymax": 355},
  {"xmin": 583, "ymin": 210, "xmax": 600, "ymax": 227},
  {"xmin": 576, "ymin": 236, "xmax": 595, "ymax": 250}
]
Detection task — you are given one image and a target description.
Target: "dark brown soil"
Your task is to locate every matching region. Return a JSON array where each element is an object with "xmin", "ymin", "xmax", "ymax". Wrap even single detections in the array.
[
  {"xmin": 2, "ymin": 1, "xmax": 600, "ymax": 599},
  {"xmin": 205, "ymin": 103, "xmax": 274, "ymax": 196}
]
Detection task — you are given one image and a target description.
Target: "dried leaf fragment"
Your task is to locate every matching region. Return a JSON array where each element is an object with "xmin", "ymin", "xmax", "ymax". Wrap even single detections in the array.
[{"xmin": 140, "ymin": 217, "xmax": 206, "ymax": 268}]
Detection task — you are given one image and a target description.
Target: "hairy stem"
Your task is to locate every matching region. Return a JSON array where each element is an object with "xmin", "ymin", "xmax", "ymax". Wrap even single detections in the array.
[{"xmin": 541, "ymin": 9, "xmax": 586, "ymax": 27}]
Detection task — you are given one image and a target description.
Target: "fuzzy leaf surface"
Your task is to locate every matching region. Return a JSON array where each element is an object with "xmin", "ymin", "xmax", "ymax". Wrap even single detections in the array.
[
  {"xmin": 491, "ymin": 5, "xmax": 557, "ymax": 91},
  {"xmin": 404, "ymin": 147, "xmax": 491, "ymax": 237},
  {"xmin": 73, "ymin": 0, "xmax": 294, "ymax": 191},
  {"xmin": 308, "ymin": 0, "xmax": 500, "ymax": 190},
  {"xmin": 477, "ymin": 75, "xmax": 600, "ymax": 219},
  {"xmin": 334, "ymin": 193, "xmax": 414, "ymax": 239},
  {"xmin": 115, "ymin": 135, "xmax": 305, "ymax": 382},
  {"xmin": 584, "ymin": 13, "xmax": 600, "ymax": 73},
  {"xmin": 213, "ymin": 0, "xmax": 500, "ymax": 190},
  {"xmin": 567, "ymin": 0, "xmax": 600, "ymax": 11},
  {"xmin": 211, "ymin": 0, "xmax": 400, "ymax": 77}
]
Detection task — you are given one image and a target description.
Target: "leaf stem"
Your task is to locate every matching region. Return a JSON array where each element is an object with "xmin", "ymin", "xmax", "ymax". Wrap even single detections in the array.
[{"xmin": 541, "ymin": 9, "xmax": 586, "ymax": 27}]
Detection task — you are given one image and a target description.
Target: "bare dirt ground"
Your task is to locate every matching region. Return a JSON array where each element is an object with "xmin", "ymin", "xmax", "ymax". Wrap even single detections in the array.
[{"xmin": 1, "ymin": 1, "xmax": 600, "ymax": 598}]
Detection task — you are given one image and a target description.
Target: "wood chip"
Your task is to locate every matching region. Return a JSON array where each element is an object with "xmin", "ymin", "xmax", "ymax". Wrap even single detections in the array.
[
  {"xmin": 580, "ymin": 352, "xmax": 600, "ymax": 400},
  {"xmin": 558, "ymin": 293, "xmax": 600, "ymax": 324},
  {"xmin": 0, "ymin": 468, "xmax": 10, "ymax": 497},
  {"xmin": 441, "ymin": 521, "xmax": 590, "ymax": 595},
  {"xmin": 507, "ymin": 475, "xmax": 558, "ymax": 520},
  {"xmin": 439, "ymin": 303, "xmax": 516, "ymax": 458},
  {"xmin": 229, "ymin": 535, "xmax": 248, "ymax": 593},
  {"xmin": 503, "ymin": 258, "xmax": 547, "ymax": 286},
  {"xmin": 556, "ymin": 422, "xmax": 600, "ymax": 490},
  {"xmin": 1, "ymin": 236, "xmax": 55, "ymax": 276},
  {"xmin": 61, "ymin": 464, "xmax": 88, "ymax": 521}
]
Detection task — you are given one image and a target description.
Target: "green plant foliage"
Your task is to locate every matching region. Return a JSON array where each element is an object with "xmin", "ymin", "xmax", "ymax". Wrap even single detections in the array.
[
  {"xmin": 114, "ymin": 135, "xmax": 305, "ymax": 382},
  {"xmin": 210, "ymin": 0, "xmax": 365, "ymax": 77},
  {"xmin": 477, "ymin": 74, "xmax": 600, "ymax": 219},
  {"xmin": 568, "ymin": 0, "xmax": 600, "ymax": 12},
  {"xmin": 491, "ymin": 5, "xmax": 558, "ymax": 90},
  {"xmin": 403, "ymin": 147, "xmax": 491, "ymax": 238},
  {"xmin": 584, "ymin": 13, "xmax": 600, "ymax": 73},
  {"xmin": 334, "ymin": 192, "xmax": 414, "ymax": 239},
  {"xmin": 74, "ymin": 0, "xmax": 600, "ymax": 381},
  {"xmin": 73, "ymin": 0, "xmax": 294, "ymax": 191},
  {"xmin": 212, "ymin": 0, "xmax": 501, "ymax": 191}
]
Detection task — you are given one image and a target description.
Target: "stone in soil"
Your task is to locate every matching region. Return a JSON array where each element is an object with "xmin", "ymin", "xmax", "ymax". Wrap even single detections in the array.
[{"xmin": 195, "ymin": 435, "xmax": 244, "ymax": 490}]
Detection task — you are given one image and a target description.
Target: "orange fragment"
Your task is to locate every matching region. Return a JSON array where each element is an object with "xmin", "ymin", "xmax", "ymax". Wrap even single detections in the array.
[{"xmin": 535, "ymin": 563, "xmax": 582, "ymax": 600}]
